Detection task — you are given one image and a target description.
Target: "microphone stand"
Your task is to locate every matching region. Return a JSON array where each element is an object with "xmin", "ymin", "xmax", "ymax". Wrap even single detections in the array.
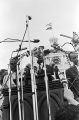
[
  {"xmin": 17, "ymin": 57, "xmax": 25, "ymax": 120},
  {"xmin": 16, "ymin": 17, "xmax": 29, "ymax": 120},
  {"xmin": 8, "ymin": 50, "xmax": 24, "ymax": 120},
  {"xmin": 17, "ymin": 60, "xmax": 22, "ymax": 120},
  {"xmin": 27, "ymin": 16, "xmax": 39, "ymax": 120},
  {"xmin": 16, "ymin": 52, "xmax": 28, "ymax": 120},
  {"xmin": 32, "ymin": 52, "xmax": 39, "ymax": 120},
  {"xmin": 8, "ymin": 64, "xmax": 12, "ymax": 120},
  {"xmin": 8, "ymin": 51, "xmax": 15, "ymax": 120},
  {"xmin": 43, "ymin": 55, "xmax": 52, "ymax": 120}
]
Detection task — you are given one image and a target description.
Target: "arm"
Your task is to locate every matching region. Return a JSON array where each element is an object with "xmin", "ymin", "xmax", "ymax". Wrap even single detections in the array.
[{"xmin": 64, "ymin": 87, "xmax": 79, "ymax": 105}]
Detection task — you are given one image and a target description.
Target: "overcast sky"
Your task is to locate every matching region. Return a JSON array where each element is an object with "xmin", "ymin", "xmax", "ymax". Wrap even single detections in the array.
[{"xmin": 0, "ymin": 0, "xmax": 79, "ymax": 69}]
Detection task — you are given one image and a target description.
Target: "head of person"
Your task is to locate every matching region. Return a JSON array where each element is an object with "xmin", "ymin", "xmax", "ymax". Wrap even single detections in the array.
[
  {"xmin": 10, "ymin": 56, "xmax": 19, "ymax": 72},
  {"xmin": 55, "ymin": 104, "xmax": 79, "ymax": 120},
  {"xmin": 68, "ymin": 52, "xmax": 78, "ymax": 65},
  {"xmin": 0, "ymin": 69, "xmax": 8, "ymax": 85}
]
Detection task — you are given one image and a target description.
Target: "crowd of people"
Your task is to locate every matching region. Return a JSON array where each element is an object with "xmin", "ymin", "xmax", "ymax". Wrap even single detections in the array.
[
  {"xmin": 55, "ymin": 52, "xmax": 79, "ymax": 120},
  {"xmin": 0, "ymin": 50, "xmax": 79, "ymax": 120}
]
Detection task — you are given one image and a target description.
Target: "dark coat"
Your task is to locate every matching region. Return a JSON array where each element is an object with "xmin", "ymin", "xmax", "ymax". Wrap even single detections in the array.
[{"xmin": 66, "ymin": 65, "xmax": 79, "ymax": 99}]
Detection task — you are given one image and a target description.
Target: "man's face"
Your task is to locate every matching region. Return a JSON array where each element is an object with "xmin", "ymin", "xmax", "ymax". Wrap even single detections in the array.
[
  {"xmin": 69, "ymin": 52, "xmax": 79, "ymax": 65},
  {"xmin": 70, "ymin": 56, "xmax": 78, "ymax": 65},
  {"xmin": 72, "ymin": 57, "xmax": 78, "ymax": 65}
]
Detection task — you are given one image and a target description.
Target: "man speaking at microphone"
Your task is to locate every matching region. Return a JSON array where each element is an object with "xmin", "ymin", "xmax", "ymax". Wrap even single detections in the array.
[{"xmin": 66, "ymin": 52, "xmax": 79, "ymax": 101}]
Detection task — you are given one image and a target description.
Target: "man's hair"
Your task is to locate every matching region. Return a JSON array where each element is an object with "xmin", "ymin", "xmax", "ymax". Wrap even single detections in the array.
[{"xmin": 55, "ymin": 104, "xmax": 79, "ymax": 120}]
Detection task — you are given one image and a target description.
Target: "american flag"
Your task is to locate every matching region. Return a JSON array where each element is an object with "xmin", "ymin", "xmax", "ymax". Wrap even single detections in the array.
[{"xmin": 46, "ymin": 23, "xmax": 52, "ymax": 30}]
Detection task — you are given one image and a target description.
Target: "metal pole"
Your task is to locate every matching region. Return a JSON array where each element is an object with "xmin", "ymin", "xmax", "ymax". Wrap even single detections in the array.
[
  {"xmin": 19, "ymin": 54, "xmax": 24, "ymax": 120},
  {"xmin": 8, "ymin": 64, "xmax": 12, "ymax": 120},
  {"xmin": 32, "ymin": 54, "xmax": 39, "ymax": 120},
  {"xmin": 27, "ymin": 16, "xmax": 39, "ymax": 120},
  {"xmin": 16, "ymin": 16, "xmax": 29, "ymax": 120},
  {"xmin": 43, "ymin": 56, "xmax": 52, "ymax": 120},
  {"xmin": 17, "ymin": 61, "xmax": 22, "ymax": 120}
]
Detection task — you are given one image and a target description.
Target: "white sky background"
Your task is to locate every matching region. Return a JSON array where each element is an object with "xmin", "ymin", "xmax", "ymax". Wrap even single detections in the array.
[{"xmin": 0, "ymin": 0, "xmax": 79, "ymax": 69}]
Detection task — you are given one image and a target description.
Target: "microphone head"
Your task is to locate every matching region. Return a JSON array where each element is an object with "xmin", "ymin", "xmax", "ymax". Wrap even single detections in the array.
[
  {"xmin": 13, "ymin": 47, "xmax": 27, "ymax": 52},
  {"xmin": 28, "ymin": 16, "xmax": 32, "ymax": 20},
  {"xmin": 44, "ymin": 49, "xmax": 50, "ymax": 56},
  {"xmin": 26, "ymin": 15, "xmax": 32, "ymax": 20},
  {"xmin": 33, "ymin": 39, "xmax": 40, "ymax": 43}
]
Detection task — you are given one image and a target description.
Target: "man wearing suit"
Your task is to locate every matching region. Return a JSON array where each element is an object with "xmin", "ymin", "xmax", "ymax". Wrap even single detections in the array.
[{"xmin": 66, "ymin": 52, "xmax": 79, "ymax": 101}]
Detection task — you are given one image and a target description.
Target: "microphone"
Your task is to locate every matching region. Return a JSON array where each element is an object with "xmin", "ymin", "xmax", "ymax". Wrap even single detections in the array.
[
  {"xmin": 19, "ymin": 39, "xmax": 40, "ymax": 43},
  {"xmin": 28, "ymin": 16, "xmax": 32, "ymax": 20},
  {"xmin": 44, "ymin": 49, "xmax": 50, "ymax": 56},
  {"xmin": 11, "ymin": 51, "xmax": 30, "ymax": 60},
  {"xmin": 32, "ymin": 39, "xmax": 40, "ymax": 43},
  {"xmin": 60, "ymin": 34, "xmax": 72, "ymax": 39},
  {"xmin": 26, "ymin": 15, "xmax": 32, "ymax": 20},
  {"xmin": 13, "ymin": 47, "xmax": 27, "ymax": 52}
]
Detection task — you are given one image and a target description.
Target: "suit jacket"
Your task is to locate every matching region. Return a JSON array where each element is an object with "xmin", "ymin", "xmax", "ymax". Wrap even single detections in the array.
[{"xmin": 66, "ymin": 65, "xmax": 79, "ymax": 99}]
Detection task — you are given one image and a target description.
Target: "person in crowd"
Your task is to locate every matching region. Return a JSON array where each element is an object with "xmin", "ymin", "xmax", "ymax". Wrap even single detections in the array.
[
  {"xmin": 66, "ymin": 52, "xmax": 79, "ymax": 101},
  {"xmin": 2, "ymin": 70, "xmax": 16, "ymax": 88},
  {"xmin": 55, "ymin": 87, "xmax": 79, "ymax": 120},
  {"xmin": 23, "ymin": 63, "xmax": 31, "ymax": 85},
  {"xmin": 0, "ymin": 68, "xmax": 16, "ymax": 88},
  {"xmin": 23, "ymin": 62, "xmax": 56, "ymax": 85},
  {"xmin": 0, "ymin": 69, "xmax": 8, "ymax": 85},
  {"xmin": 0, "ymin": 69, "xmax": 8, "ymax": 120}
]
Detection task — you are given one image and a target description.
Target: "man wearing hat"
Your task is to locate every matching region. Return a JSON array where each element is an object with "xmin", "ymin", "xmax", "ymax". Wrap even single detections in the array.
[{"xmin": 66, "ymin": 52, "xmax": 79, "ymax": 101}]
